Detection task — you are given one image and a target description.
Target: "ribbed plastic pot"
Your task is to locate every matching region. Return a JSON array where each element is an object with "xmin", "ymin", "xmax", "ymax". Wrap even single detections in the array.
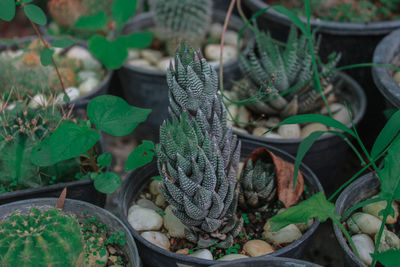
[
  {"xmin": 118, "ymin": 139, "xmax": 323, "ymax": 267},
  {"xmin": 234, "ymin": 72, "xmax": 366, "ymax": 194},
  {"xmin": 243, "ymin": 0, "xmax": 400, "ymax": 144},
  {"xmin": 0, "ymin": 103, "xmax": 107, "ymax": 207},
  {"xmin": 0, "ymin": 36, "xmax": 112, "ymax": 106},
  {"xmin": 372, "ymin": 28, "xmax": 400, "ymax": 109},
  {"xmin": 0, "ymin": 198, "xmax": 140, "ymax": 267},
  {"xmin": 212, "ymin": 257, "xmax": 322, "ymax": 267},
  {"xmin": 333, "ymin": 173, "xmax": 379, "ymax": 267},
  {"xmin": 117, "ymin": 11, "xmax": 248, "ymax": 142}
]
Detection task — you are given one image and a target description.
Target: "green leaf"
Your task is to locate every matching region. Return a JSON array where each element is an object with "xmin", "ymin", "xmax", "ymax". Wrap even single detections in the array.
[
  {"xmin": 63, "ymin": 93, "xmax": 70, "ymax": 103},
  {"xmin": 276, "ymin": 114, "xmax": 356, "ymax": 137},
  {"xmin": 119, "ymin": 32, "xmax": 153, "ymax": 48},
  {"xmin": 125, "ymin": 140, "xmax": 154, "ymax": 171},
  {"xmin": 371, "ymin": 110, "xmax": 400, "ymax": 159},
  {"xmin": 97, "ymin": 152, "xmax": 112, "ymax": 168},
  {"xmin": 93, "ymin": 172, "xmax": 121, "ymax": 194},
  {"xmin": 0, "ymin": 0, "xmax": 15, "ymax": 22},
  {"xmin": 88, "ymin": 35, "xmax": 128, "ymax": 69},
  {"xmin": 372, "ymin": 249, "xmax": 400, "ymax": 267},
  {"xmin": 377, "ymin": 139, "xmax": 400, "ymax": 202},
  {"xmin": 269, "ymin": 192, "xmax": 338, "ymax": 231},
  {"xmin": 112, "ymin": 0, "xmax": 137, "ymax": 27},
  {"xmin": 30, "ymin": 137, "xmax": 52, "ymax": 167},
  {"xmin": 73, "ymin": 11, "xmax": 108, "ymax": 30},
  {"xmin": 40, "ymin": 48, "xmax": 54, "ymax": 66},
  {"xmin": 52, "ymin": 38, "xmax": 74, "ymax": 48},
  {"xmin": 87, "ymin": 95, "xmax": 151, "ymax": 136},
  {"xmin": 24, "ymin": 4, "xmax": 46, "ymax": 25}
]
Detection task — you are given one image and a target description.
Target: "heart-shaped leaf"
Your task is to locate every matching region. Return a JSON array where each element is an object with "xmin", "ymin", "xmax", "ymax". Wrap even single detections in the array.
[
  {"xmin": 93, "ymin": 171, "xmax": 121, "ymax": 194},
  {"xmin": 74, "ymin": 11, "xmax": 108, "ymax": 30},
  {"xmin": 88, "ymin": 35, "xmax": 128, "ymax": 69},
  {"xmin": 120, "ymin": 31, "xmax": 153, "ymax": 48},
  {"xmin": 112, "ymin": 0, "xmax": 137, "ymax": 27}
]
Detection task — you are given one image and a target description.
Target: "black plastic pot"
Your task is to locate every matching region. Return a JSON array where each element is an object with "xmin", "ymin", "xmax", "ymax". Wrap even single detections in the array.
[
  {"xmin": 0, "ymin": 36, "xmax": 112, "ymax": 106},
  {"xmin": 243, "ymin": 0, "xmax": 400, "ymax": 145},
  {"xmin": 234, "ymin": 72, "xmax": 366, "ymax": 194},
  {"xmin": 0, "ymin": 104, "xmax": 107, "ymax": 207},
  {"xmin": 212, "ymin": 257, "xmax": 322, "ymax": 267},
  {"xmin": 117, "ymin": 11, "xmax": 248, "ymax": 142},
  {"xmin": 118, "ymin": 139, "xmax": 323, "ymax": 267},
  {"xmin": 333, "ymin": 173, "xmax": 379, "ymax": 267},
  {"xmin": 0, "ymin": 198, "xmax": 140, "ymax": 267},
  {"xmin": 372, "ymin": 28, "xmax": 400, "ymax": 109}
]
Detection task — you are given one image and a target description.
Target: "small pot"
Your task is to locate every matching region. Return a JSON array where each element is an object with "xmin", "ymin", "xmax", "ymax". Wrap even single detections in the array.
[
  {"xmin": 118, "ymin": 139, "xmax": 323, "ymax": 267},
  {"xmin": 212, "ymin": 257, "xmax": 322, "ymax": 267},
  {"xmin": 117, "ymin": 10, "xmax": 248, "ymax": 142},
  {"xmin": 234, "ymin": 72, "xmax": 366, "ymax": 194},
  {"xmin": 0, "ymin": 198, "xmax": 140, "ymax": 267},
  {"xmin": 0, "ymin": 103, "xmax": 107, "ymax": 207},
  {"xmin": 0, "ymin": 36, "xmax": 112, "ymax": 106},
  {"xmin": 243, "ymin": 0, "xmax": 398, "ymax": 145},
  {"xmin": 372, "ymin": 28, "xmax": 400, "ymax": 109},
  {"xmin": 333, "ymin": 173, "xmax": 379, "ymax": 267}
]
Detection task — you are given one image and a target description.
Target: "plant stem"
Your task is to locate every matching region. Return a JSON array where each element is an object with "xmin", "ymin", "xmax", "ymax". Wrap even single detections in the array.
[
  {"xmin": 333, "ymin": 218, "xmax": 360, "ymax": 258},
  {"xmin": 371, "ymin": 207, "xmax": 390, "ymax": 267},
  {"xmin": 88, "ymin": 148, "xmax": 100, "ymax": 173}
]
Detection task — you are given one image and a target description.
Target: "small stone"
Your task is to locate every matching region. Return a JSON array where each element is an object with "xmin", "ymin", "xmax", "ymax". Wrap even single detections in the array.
[
  {"xmin": 277, "ymin": 124, "xmax": 301, "ymax": 139},
  {"xmin": 189, "ymin": 249, "xmax": 213, "ymax": 260},
  {"xmin": 127, "ymin": 59, "xmax": 152, "ymax": 68},
  {"xmin": 394, "ymin": 71, "xmax": 400, "ymax": 84},
  {"xmin": 128, "ymin": 49, "xmax": 140, "ymax": 60},
  {"xmin": 243, "ymin": 240, "xmax": 274, "ymax": 257},
  {"xmin": 29, "ymin": 94, "xmax": 48, "ymax": 108},
  {"xmin": 375, "ymin": 229, "xmax": 400, "ymax": 253},
  {"xmin": 155, "ymin": 194, "xmax": 166, "ymax": 207},
  {"xmin": 108, "ymin": 246, "xmax": 117, "ymax": 254},
  {"xmin": 204, "ymin": 44, "xmax": 237, "ymax": 62},
  {"xmin": 321, "ymin": 103, "xmax": 351, "ymax": 126},
  {"xmin": 347, "ymin": 212, "xmax": 383, "ymax": 235},
  {"xmin": 263, "ymin": 222, "xmax": 302, "ymax": 245},
  {"xmin": 363, "ymin": 197, "xmax": 399, "ymax": 224},
  {"xmin": 82, "ymin": 56, "xmax": 102, "ymax": 71},
  {"xmin": 141, "ymin": 231, "xmax": 170, "ymax": 250},
  {"xmin": 265, "ymin": 117, "xmax": 281, "ymax": 128},
  {"xmin": 252, "ymin": 127, "xmax": 269, "ymax": 137},
  {"xmin": 210, "ymin": 23, "xmax": 223, "ymax": 38},
  {"xmin": 176, "ymin": 248, "xmax": 190, "ymax": 255},
  {"xmin": 137, "ymin": 198, "xmax": 162, "ymax": 212},
  {"xmin": 66, "ymin": 46, "xmax": 92, "ymax": 60},
  {"xmin": 79, "ymin": 77, "xmax": 99, "ymax": 96},
  {"xmin": 163, "ymin": 206, "xmax": 187, "ymax": 238},
  {"xmin": 128, "ymin": 205, "xmax": 163, "ymax": 231},
  {"xmin": 352, "ymin": 234, "xmax": 374, "ymax": 266},
  {"xmin": 77, "ymin": 70, "xmax": 98, "ymax": 83},
  {"xmin": 224, "ymin": 30, "xmax": 239, "ymax": 47},
  {"xmin": 157, "ymin": 57, "xmax": 172, "ymax": 72},
  {"xmin": 237, "ymin": 106, "xmax": 251, "ymax": 125},
  {"xmin": 65, "ymin": 87, "xmax": 80, "ymax": 101},
  {"xmin": 140, "ymin": 49, "xmax": 163, "ymax": 65},
  {"xmin": 218, "ymin": 254, "xmax": 249, "ymax": 261},
  {"xmin": 149, "ymin": 180, "xmax": 163, "ymax": 195},
  {"xmin": 300, "ymin": 123, "xmax": 329, "ymax": 139}
]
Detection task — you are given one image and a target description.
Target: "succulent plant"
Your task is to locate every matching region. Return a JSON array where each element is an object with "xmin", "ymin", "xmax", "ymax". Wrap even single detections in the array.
[
  {"xmin": 0, "ymin": 102, "xmax": 80, "ymax": 192},
  {"xmin": 237, "ymin": 24, "xmax": 341, "ymax": 118},
  {"xmin": 0, "ymin": 207, "xmax": 85, "ymax": 266},
  {"xmin": 238, "ymin": 159, "xmax": 276, "ymax": 209},
  {"xmin": 157, "ymin": 45, "xmax": 242, "ymax": 248},
  {"xmin": 149, "ymin": 0, "xmax": 212, "ymax": 54}
]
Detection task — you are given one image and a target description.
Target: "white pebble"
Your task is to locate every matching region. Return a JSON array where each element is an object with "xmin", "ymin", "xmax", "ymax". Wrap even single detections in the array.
[
  {"xmin": 278, "ymin": 124, "xmax": 301, "ymax": 139},
  {"xmin": 352, "ymin": 234, "xmax": 374, "ymax": 266},
  {"xmin": 141, "ymin": 231, "xmax": 170, "ymax": 250},
  {"xmin": 29, "ymin": 94, "xmax": 48, "ymax": 108},
  {"xmin": 65, "ymin": 87, "xmax": 80, "ymax": 101},
  {"xmin": 204, "ymin": 44, "xmax": 237, "ymax": 62},
  {"xmin": 189, "ymin": 249, "xmax": 213, "ymax": 260},
  {"xmin": 128, "ymin": 205, "xmax": 163, "ymax": 231},
  {"xmin": 79, "ymin": 77, "xmax": 99, "ymax": 96}
]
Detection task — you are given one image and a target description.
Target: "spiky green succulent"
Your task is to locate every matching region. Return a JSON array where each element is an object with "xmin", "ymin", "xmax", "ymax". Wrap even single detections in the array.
[
  {"xmin": 0, "ymin": 207, "xmax": 85, "ymax": 267},
  {"xmin": 0, "ymin": 103, "xmax": 80, "ymax": 193},
  {"xmin": 157, "ymin": 45, "xmax": 242, "ymax": 248},
  {"xmin": 238, "ymin": 159, "xmax": 276, "ymax": 209},
  {"xmin": 149, "ymin": 0, "xmax": 212, "ymax": 54},
  {"xmin": 237, "ymin": 24, "xmax": 341, "ymax": 118}
]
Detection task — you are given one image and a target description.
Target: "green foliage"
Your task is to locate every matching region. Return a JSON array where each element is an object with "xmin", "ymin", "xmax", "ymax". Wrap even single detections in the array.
[
  {"xmin": 40, "ymin": 48, "xmax": 55, "ymax": 66},
  {"xmin": 157, "ymin": 45, "xmax": 242, "ymax": 248},
  {"xmin": 73, "ymin": 11, "xmax": 108, "ymax": 30},
  {"xmin": 238, "ymin": 159, "xmax": 276, "ymax": 209},
  {"xmin": 24, "ymin": 4, "xmax": 47, "ymax": 25},
  {"xmin": 93, "ymin": 171, "xmax": 121, "ymax": 194},
  {"xmin": 0, "ymin": 0, "xmax": 15, "ymax": 22},
  {"xmin": 125, "ymin": 140, "xmax": 154, "ymax": 171},
  {"xmin": 372, "ymin": 249, "xmax": 400, "ymax": 267},
  {"xmin": 0, "ymin": 207, "xmax": 85, "ymax": 266},
  {"xmin": 97, "ymin": 152, "xmax": 112, "ymax": 168}
]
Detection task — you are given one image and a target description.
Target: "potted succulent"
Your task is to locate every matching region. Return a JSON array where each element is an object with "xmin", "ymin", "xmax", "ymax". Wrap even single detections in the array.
[
  {"xmin": 118, "ymin": 45, "xmax": 323, "ymax": 266},
  {"xmin": 0, "ymin": 197, "xmax": 140, "ymax": 267},
  {"xmin": 226, "ymin": 23, "xmax": 366, "ymax": 192},
  {"xmin": 117, "ymin": 0, "xmax": 250, "ymax": 141},
  {"xmin": 372, "ymin": 28, "xmax": 400, "ymax": 110}
]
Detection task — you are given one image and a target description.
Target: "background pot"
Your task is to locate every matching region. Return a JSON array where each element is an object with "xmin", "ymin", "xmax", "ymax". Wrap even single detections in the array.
[
  {"xmin": 118, "ymin": 139, "xmax": 323, "ymax": 267},
  {"xmin": 0, "ymin": 36, "xmax": 112, "ymax": 106},
  {"xmin": 234, "ymin": 72, "xmax": 366, "ymax": 194},
  {"xmin": 0, "ymin": 103, "xmax": 107, "ymax": 207},
  {"xmin": 117, "ymin": 10, "xmax": 248, "ymax": 142},
  {"xmin": 243, "ymin": 0, "xmax": 400, "ymax": 146},
  {"xmin": 333, "ymin": 173, "xmax": 379, "ymax": 267},
  {"xmin": 0, "ymin": 198, "xmax": 140, "ymax": 267},
  {"xmin": 212, "ymin": 257, "xmax": 322, "ymax": 267},
  {"xmin": 372, "ymin": 28, "xmax": 400, "ymax": 109}
]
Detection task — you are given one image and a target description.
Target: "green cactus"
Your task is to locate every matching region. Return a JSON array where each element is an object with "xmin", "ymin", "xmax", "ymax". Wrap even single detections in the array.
[
  {"xmin": 0, "ymin": 207, "xmax": 85, "ymax": 267},
  {"xmin": 157, "ymin": 45, "xmax": 242, "ymax": 248},
  {"xmin": 0, "ymin": 102, "xmax": 80, "ymax": 192},
  {"xmin": 238, "ymin": 159, "xmax": 276, "ymax": 209},
  {"xmin": 149, "ymin": 0, "xmax": 212, "ymax": 54},
  {"xmin": 237, "ymin": 24, "xmax": 341, "ymax": 118}
]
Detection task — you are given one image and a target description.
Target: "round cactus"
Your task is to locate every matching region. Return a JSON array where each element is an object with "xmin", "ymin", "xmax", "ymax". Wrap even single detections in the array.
[
  {"xmin": 0, "ymin": 207, "xmax": 85, "ymax": 267},
  {"xmin": 238, "ymin": 159, "xmax": 277, "ymax": 209}
]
